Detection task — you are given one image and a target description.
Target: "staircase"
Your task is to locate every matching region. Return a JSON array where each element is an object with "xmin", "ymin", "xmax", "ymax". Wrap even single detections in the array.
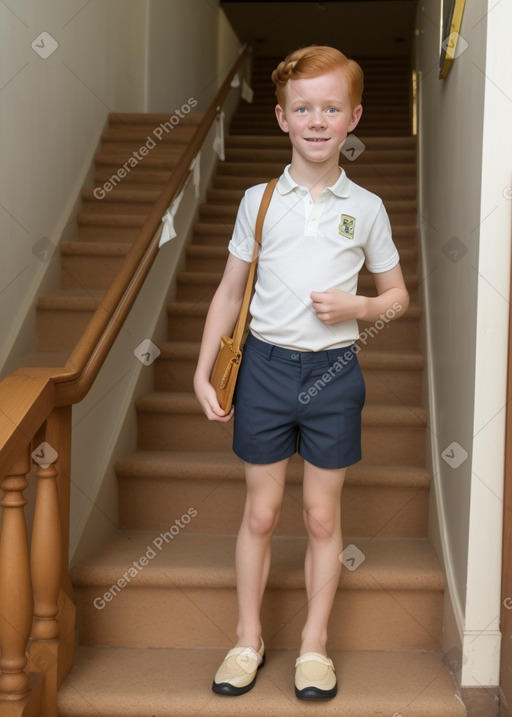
[
  {"xmin": 55, "ymin": 57, "xmax": 466, "ymax": 715},
  {"xmin": 23, "ymin": 113, "xmax": 203, "ymax": 364}
]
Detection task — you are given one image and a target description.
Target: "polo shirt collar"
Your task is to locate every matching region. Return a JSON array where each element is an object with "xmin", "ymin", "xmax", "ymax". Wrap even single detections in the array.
[{"xmin": 276, "ymin": 164, "xmax": 351, "ymax": 198}]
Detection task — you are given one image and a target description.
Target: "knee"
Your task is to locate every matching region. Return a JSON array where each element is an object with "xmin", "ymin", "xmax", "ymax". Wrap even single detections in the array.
[
  {"xmin": 246, "ymin": 505, "xmax": 280, "ymax": 537},
  {"xmin": 303, "ymin": 506, "xmax": 339, "ymax": 541}
]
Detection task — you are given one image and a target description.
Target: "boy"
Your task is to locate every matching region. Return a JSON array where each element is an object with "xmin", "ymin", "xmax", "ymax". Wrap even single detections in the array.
[{"xmin": 194, "ymin": 45, "xmax": 409, "ymax": 700}]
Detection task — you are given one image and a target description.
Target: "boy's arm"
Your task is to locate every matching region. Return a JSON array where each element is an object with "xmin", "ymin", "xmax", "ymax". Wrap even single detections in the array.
[
  {"xmin": 310, "ymin": 263, "xmax": 409, "ymax": 325},
  {"xmin": 193, "ymin": 253, "xmax": 251, "ymax": 421}
]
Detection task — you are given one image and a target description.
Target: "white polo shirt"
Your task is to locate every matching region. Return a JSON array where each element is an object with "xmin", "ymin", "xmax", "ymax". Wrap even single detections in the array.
[{"xmin": 228, "ymin": 165, "xmax": 400, "ymax": 352}]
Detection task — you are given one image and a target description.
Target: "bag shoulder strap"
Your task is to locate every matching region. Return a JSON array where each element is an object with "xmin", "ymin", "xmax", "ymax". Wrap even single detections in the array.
[{"xmin": 231, "ymin": 177, "xmax": 278, "ymax": 349}]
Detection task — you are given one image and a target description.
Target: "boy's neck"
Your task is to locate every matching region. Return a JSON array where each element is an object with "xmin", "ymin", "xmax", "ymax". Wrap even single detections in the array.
[{"xmin": 287, "ymin": 156, "xmax": 341, "ymax": 200}]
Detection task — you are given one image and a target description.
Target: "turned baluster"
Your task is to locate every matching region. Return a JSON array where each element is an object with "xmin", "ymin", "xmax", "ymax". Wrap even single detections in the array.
[
  {"xmin": 30, "ymin": 439, "xmax": 61, "ymax": 641},
  {"xmin": 0, "ymin": 449, "xmax": 33, "ymax": 699}
]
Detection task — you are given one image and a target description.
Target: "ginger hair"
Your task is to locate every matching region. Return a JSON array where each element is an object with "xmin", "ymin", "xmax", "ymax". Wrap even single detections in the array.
[{"xmin": 272, "ymin": 45, "xmax": 364, "ymax": 110}]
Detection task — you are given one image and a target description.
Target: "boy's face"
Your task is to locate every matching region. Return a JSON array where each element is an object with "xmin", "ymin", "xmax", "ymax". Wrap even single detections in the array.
[{"xmin": 275, "ymin": 69, "xmax": 362, "ymax": 166}]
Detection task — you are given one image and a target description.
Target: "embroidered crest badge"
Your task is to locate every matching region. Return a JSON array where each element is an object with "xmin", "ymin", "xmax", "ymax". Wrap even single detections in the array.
[{"xmin": 339, "ymin": 214, "xmax": 355, "ymax": 239}]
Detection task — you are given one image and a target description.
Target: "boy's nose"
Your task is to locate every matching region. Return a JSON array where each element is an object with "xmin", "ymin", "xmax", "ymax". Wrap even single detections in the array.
[{"xmin": 309, "ymin": 110, "xmax": 326, "ymax": 127}]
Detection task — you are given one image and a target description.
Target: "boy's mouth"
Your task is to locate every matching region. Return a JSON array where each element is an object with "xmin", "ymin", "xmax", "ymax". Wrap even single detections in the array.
[{"xmin": 305, "ymin": 138, "xmax": 329, "ymax": 142}]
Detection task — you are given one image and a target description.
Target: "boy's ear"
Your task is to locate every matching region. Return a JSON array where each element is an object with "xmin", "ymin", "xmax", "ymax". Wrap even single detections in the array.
[
  {"xmin": 275, "ymin": 104, "xmax": 289, "ymax": 133},
  {"xmin": 348, "ymin": 104, "xmax": 363, "ymax": 132}
]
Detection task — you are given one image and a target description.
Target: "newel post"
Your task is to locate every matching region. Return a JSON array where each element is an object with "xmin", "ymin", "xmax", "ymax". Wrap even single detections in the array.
[{"xmin": 0, "ymin": 447, "xmax": 33, "ymax": 700}]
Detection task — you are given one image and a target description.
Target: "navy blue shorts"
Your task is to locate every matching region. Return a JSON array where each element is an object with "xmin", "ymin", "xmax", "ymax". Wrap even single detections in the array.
[{"xmin": 232, "ymin": 333, "xmax": 366, "ymax": 469}]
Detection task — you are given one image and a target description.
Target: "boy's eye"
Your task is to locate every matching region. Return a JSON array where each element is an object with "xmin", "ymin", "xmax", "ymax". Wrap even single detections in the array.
[
  {"xmin": 326, "ymin": 107, "xmax": 339, "ymax": 113},
  {"xmin": 296, "ymin": 107, "xmax": 308, "ymax": 113}
]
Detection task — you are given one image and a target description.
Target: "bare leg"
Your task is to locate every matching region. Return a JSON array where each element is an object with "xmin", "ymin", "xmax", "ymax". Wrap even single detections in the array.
[
  {"xmin": 300, "ymin": 460, "xmax": 347, "ymax": 656},
  {"xmin": 235, "ymin": 458, "xmax": 289, "ymax": 651}
]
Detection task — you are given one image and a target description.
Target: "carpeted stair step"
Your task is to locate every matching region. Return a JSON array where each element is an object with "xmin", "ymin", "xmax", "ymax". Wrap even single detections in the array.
[
  {"xmin": 95, "ymin": 113, "xmax": 203, "ymax": 156},
  {"xmin": 79, "ymin": 199, "xmax": 156, "ymax": 216},
  {"xmin": 81, "ymin": 186, "xmax": 162, "ymax": 205},
  {"xmin": 77, "ymin": 211, "xmax": 148, "ymax": 241},
  {"xmin": 57, "ymin": 646, "xmax": 465, "ymax": 717},
  {"xmin": 36, "ymin": 290, "xmax": 104, "ymax": 351},
  {"xmin": 153, "ymin": 342, "xmax": 423, "ymax": 405},
  {"xmin": 93, "ymin": 166, "xmax": 177, "ymax": 189},
  {"xmin": 61, "ymin": 241, "xmax": 131, "ymax": 289},
  {"xmin": 93, "ymin": 148, "xmax": 183, "ymax": 173},
  {"xmin": 18, "ymin": 349, "xmax": 71, "ymax": 369},
  {"xmin": 134, "ymin": 392, "xmax": 426, "ymax": 464},
  {"xmin": 100, "ymin": 135, "xmax": 194, "ymax": 154},
  {"xmin": 116, "ymin": 450, "xmax": 429, "ymax": 538},
  {"xmin": 166, "ymin": 299, "xmax": 421, "ymax": 349},
  {"xmin": 100, "ymin": 122, "xmax": 200, "ymax": 145},
  {"xmin": 70, "ymin": 532, "xmax": 442, "ymax": 651}
]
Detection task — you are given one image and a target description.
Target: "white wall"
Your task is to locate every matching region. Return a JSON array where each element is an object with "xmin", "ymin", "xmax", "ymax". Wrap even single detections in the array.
[
  {"xmin": 415, "ymin": 0, "xmax": 512, "ymax": 687},
  {"xmin": 146, "ymin": 0, "xmax": 239, "ymax": 113},
  {"xmin": 0, "ymin": 0, "xmax": 148, "ymax": 376}
]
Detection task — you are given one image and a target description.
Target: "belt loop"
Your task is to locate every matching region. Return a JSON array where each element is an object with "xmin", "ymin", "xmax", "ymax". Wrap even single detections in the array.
[{"xmin": 266, "ymin": 343, "xmax": 274, "ymax": 360}]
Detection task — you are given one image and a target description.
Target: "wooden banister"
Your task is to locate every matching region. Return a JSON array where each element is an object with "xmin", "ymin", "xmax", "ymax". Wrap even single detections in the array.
[{"xmin": 0, "ymin": 44, "xmax": 251, "ymax": 715}]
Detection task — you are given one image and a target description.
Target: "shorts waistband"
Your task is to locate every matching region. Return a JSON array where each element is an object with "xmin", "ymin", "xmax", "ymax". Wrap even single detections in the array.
[{"xmin": 245, "ymin": 332, "xmax": 356, "ymax": 365}]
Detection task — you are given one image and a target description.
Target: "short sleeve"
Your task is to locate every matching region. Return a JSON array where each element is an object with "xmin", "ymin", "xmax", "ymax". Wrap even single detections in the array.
[
  {"xmin": 364, "ymin": 201, "xmax": 400, "ymax": 273},
  {"xmin": 228, "ymin": 184, "xmax": 267, "ymax": 263}
]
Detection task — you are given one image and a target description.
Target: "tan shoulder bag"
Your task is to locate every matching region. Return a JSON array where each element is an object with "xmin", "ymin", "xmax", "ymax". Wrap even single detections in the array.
[{"xmin": 210, "ymin": 177, "xmax": 278, "ymax": 412}]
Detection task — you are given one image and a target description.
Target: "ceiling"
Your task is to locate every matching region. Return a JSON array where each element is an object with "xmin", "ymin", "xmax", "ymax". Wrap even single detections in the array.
[{"xmin": 220, "ymin": 1, "xmax": 418, "ymax": 58}]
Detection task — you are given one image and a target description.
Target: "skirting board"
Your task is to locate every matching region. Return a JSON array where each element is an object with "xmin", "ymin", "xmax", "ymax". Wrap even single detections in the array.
[{"xmin": 460, "ymin": 686, "xmax": 508, "ymax": 717}]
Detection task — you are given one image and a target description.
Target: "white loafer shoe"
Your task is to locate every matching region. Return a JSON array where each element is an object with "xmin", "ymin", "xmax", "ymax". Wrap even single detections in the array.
[
  {"xmin": 295, "ymin": 652, "xmax": 337, "ymax": 700},
  {"xmin": 212, "ymin": 639, "xmax": 265, "ymax": 695}
]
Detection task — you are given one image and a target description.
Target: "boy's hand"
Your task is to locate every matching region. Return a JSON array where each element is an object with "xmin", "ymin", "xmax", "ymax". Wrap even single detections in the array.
[
  {"xmin": 193, "ymin": 377, "xmax": 234, "ymax": 423},
  {"xmin": 310, "ymin": 289, "xmax": 366, "ymax": 325}
]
